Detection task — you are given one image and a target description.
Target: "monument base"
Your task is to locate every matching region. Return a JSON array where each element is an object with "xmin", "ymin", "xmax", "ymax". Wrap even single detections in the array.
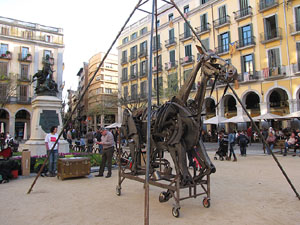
[
  {"xmin": 25, "ymin": 95, "xmax": 69, "ymax": 156},
  {"xmin": 24, "ymin": 139, "xmax": 69, "ymax": 156}
]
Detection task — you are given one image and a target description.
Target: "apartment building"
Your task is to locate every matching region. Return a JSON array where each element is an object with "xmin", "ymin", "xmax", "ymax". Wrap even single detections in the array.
[
  {"xmin": 0, "ymin": 16, "xmax": 64, "ymax": 139},
  {"xmin": 87, "ymin": 53, "xmax": 118, "ymax": 129},
  {"xmin": 118, "ymin": 0, "xmax": 300, "ymax": 130}
]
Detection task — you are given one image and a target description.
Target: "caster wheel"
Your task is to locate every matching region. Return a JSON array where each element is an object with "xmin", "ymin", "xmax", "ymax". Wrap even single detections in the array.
[
  {"xmin": 203, "ymin": 198, "xmax": 210, "ymax": 208},
  {"xmin": 159, "ymin": 192, "xmax": 169, "ymax": 203},
  {"xmin": 214, "ymin": 157, "xmax": 217, "ymax": 160},
  {"xmin": 116, "ymin": 186, "xmax": 121, "ymax": 196},
  {"xmin": 172, "ymin": 207, "xmax": 180, "ymax": 218}
]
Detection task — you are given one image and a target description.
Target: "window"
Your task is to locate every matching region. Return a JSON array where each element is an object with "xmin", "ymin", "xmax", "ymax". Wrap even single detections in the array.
[
  {"xmin": 140, "ymin": 27, "xmax": 147, "ymax": 35},
  {"xmin": 268, "ymin": 48, "xmax": 281, "ymax": 69},
  {"xmin": 153, "ymin": 35, "xmax": 160, "ymax": 50},
  {"xmin": 218, "ymin": 5, "xmax": 227, "ymax": 24},
  {"xmin": 130, "ymin": 45, "xmax": 137, "ymax": 60},
  {"xmin": 169, "ymin": 50, "xmax": 175, "ymax": 63},
  {"xmin": 105, "ymin": 63, "xmax": 113, "ymax": 69},
  {"xmin": 96, "ymin": 76, "xmax": 101, "ymax": 81},
  {"xmin": 21, "ymin": 47, "xmax": 29, "ymax": 59},
  {"xmin": 153, "ymin": 77, "xmax": 163, "ymax": 96},
  {"xmin": 122, "ymin": 67, "xmax": 128, "ymax": 81},
  {"xmin": 0, "ymin": 44, "xmax": 8, "ymax": 55},
  {"xmin": 122, "ymin": 50, "xmax": 127, "ymax": 62},
  {"xmin": 185, "ymin": 44, "xmax": 192, "ymax": 57},
  {"xmin": 19, "ymin": 85, "xmax": 28, "ymax": 99},
  {"xmin": 297, "ymin": 43, "xmax": 300, "ymax": 70},
  {"xmin": 140, "ymin": 41, "xmax": 147, "ymax": 55},
  {"xmin": 156, "ymin": 20, "xmax": 160, "ymax": 27},
  {"xmin": 1, "ymin": 26, "xmax": 9, "ymax": 35},
  {"xmin": 295, "ymin": 6, "xmax": 300, "ymax": 31},
  {"xmin": 218, "ymin": 32, "xmax": 230, "ymax": 52},
  {"xmin": 131, "ymin": 32, "xmax": 137, "ymax": 40},
  {"xmin": 0, "ymin": 62, "xmax": 8, "ymax": 76},
  {"xmin": 45, "ymin": 35, "xmax": 51, "ymax": 42},
  {"xmin": 201, "ymin": 38, "xmax": 210, "ymax": 51},
  {"xmin": 131, "ymin": 84, "xmax": 138, "ymax": 100},
  {"xmin": 241, "ymin": 54, "xmax": 254, "ymax": 77},
  {"xmin": 264, "ymin": 15, "xmax": 278, "ymax": 40},
  {"xmin": 184, "ymin": 22, "xmax": 191, "ymax": 38},
  {"xmin": 239, "ymin": 0, "xmax": 249, "ymax": 9},
  {"xmin": 167, "ymin": 73, "xmax": 178, "ymax": 93},
  {"xmin": 0, "ymin": 84, "xmax": 7, "ymax": 97},
  {"xmin": 169, "ymin": 29, "xmax": 175, "ymax": 43},
  {"xmin": 201, "ymin": 0, "xmax": 210, "ymax": 4},
  {"xmin": 21, "ymin": 64, "xmax": 29, "ymax": 79},
  {"xmin": 44, "ymin": 50, "xmax": 51, "ymax": 57},
  {"xmin": 123, "ymin": 86, "xmax": 128, "ymax": 99},
  {"xmin": 104, "ymin": 75, "xmax": 112, "ymax": 81},
  {"xmin": 130, "ymin": 64, "xmax": 138, "ymax": 78},
  {"xmin": 238, "ymin": 24, "xmax": 252, "ymax": 47},
  {"xmin": 184, "ymin": 5, "xmax": 189, "ymax": 13},
  {"xmin": 168, "ymin": 13, "xmax": 174, "ymax": 21},
  {"xmin": 122, "ymin": 37, "xmax": 129, "ymax": 44},
  {"xmin": 105, "ymin": 88, "xmax": 112, "ymax": 94},
  {"xmin": 200, "ymin": 14, "xmax": 208, "ymax": 31},
  {"xmin": 96, "ymin": 88, "xmax": 102, "ymax": 94},
  {"xmin": 140, "ymin": 81, "xmax": 147, "ymax": 98},
  {"xmin": 154, "ymin": 55, "xmax": 162, "ymax": 69},
  {"xmin": 140, "ymin": 60, "xmax": 148, "ymax": 76},
  {"xmin": 184, "ymin": 69, "xmax": 196, "ymax": 90}
]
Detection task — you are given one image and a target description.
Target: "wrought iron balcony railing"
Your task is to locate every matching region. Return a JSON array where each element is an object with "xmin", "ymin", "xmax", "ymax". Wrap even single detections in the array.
[
  {"xmin": 237, "ymin": 36, "xmax": 256, "ymax": 49},
  {"xmin": 258, "ymin": 0, "xmax": 278, "ymax": 12},
  {"xmin": 195, "ymin": 23, "xmax": 211, "ymax": 35},
  {"xmin": 165, "ymin": 61, "xmax": 178, "ymax": 70},
  {"xmin": 139, "ymin": 69, "xmax": 148, "ymax": 78},
  {"xmin": 179, "ymin": 31, "xmax": 193, "ymax": 41},
  {"xmin": 289, "ymin": 22, "xmax": 300, "ymax": 35},
  {"xmin": 121, "ymin": 57, "xmax": 128, "ymax": 64},
  {"xmin": 0, "ymin": 52, "xmax": 12, "ymax": 60},
  {"xmin": 121, "ymin": 75, "xmax": 128, "ymax": 82},
  {"xmin": 215, "ymin": 45, "xmax": 229, "ymax": 54},
  {"xmin": 260, "ymin": 27, "xmax": 282, "ymax": 44},
  {"xmin": 130, "ymin": 73, "xmax": 138, "ymax": 80},
  {"xmin": 152, "ymin": 65, "xmax": 163, "ymax": 73},
  {"xmin": 18, "ymin": 53, "xmax": 32, "ymax": 62},
  {"xmin": 234, "ymin": 6, "xmax": 253, "ymax": 21},
  {"xmin": 165, "ymin": 37, "xmax": 177, "ymax": 48},
  {"xmin": 138, "ymin": 49, "xmax": 147, "ymax": 58},
  {"xmin": 42, "ymin": 56, "xmax": 55, "ymax": 65},
  {"xmin": 17, "ymin": 96, "xmax": 31, "ymax": 104},
  {"xmin": 129, "ymin": 53, "xmax": 137, "ymax": 62},
  {"xmin": 239, "ymin": 71, "xmax": 259, "ymax": 82},
  {"xmin": 213, "ymin": 15, "xmax": 230, "ymax": 28},
  {"xmin": 180, "ymin": 55, "xmax": 195, "ymax": 65},
  {"xmin": 152, "ymin": 43, "xmax": 161, "ymax": 52}
]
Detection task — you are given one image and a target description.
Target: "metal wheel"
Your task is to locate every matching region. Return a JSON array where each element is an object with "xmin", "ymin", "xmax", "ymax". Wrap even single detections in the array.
[
  {"xmin": 203, "ymin": 198, "xmax": 210, "ymax": 208},
  {"xmin": 116, "ymin": 186, "xmax": 121, "ymax": 196},
  {"xmin": 172, "ymin": 207, "xmax": 180, "ymax": 218},
  {"xmin": 159, "ymin": 192, "xmax": 168, "ymax": 203}
]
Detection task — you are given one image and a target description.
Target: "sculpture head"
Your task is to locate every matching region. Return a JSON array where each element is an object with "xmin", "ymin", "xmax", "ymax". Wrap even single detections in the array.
[{"xmin": 196, "ymin": 45, "xmax": 238, "ymax": 83}]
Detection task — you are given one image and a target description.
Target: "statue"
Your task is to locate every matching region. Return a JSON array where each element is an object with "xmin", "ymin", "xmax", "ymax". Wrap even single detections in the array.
[{"xmin": 32, "ymin": 55, "xmax": 58, "ymax": 96}]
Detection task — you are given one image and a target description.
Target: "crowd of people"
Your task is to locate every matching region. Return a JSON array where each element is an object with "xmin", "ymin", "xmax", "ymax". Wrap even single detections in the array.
[{"xmin": 211, "ymin": 126, "xmax": 300, "ymax": 162}]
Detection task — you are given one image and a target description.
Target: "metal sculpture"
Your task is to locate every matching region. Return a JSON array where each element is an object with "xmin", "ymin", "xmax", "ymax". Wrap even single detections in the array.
[{"xmin": 118, "ymin": 46, "xmax": 238, "ymax": 217}]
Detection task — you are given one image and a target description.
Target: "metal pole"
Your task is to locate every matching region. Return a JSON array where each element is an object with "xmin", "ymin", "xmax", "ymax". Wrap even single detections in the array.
[
  {"xmin": 228, "ymin": 84, "xmax": 300, "ymax": 200},
  {"xmin": 155, "ymin": 0, "xmax": 159, "ymax": 106},
  {"xmin": 145, "ymin": 0, "xmax": 155, "ymax": 224},
  {"xmin": 27, "ymin": 0, "xmax": 143, "ymax": 194}
]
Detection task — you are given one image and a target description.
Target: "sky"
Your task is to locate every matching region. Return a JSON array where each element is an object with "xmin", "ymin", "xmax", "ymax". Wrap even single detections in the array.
[{"xmin": 1, "ymin": 0, "xmax": 159, "ymax": 102}]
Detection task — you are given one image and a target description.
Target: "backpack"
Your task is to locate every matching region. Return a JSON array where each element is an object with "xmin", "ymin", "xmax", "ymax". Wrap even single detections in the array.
[{"xmin": 239, "ymin": 135, "xmax": 247, "ymax": 145}]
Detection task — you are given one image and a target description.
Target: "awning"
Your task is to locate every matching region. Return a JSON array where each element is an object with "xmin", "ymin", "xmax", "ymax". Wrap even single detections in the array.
[
  {"xmin": 223, "ymin": 115, "xmax": 257, "ymax": 123},
  {"xmin": 252, "ymin": 113, "xmax": 284, "ymax": 120},
  {"xmin": 203, "ymin": 116, "xmax": 227, "ymax": 125},
  {"xmin": 280, "ymin": 111, "xmax": 300, "ymax": 119},
  {"xmin": 105, "ymin": 122, "xmax": 122, "ymax": 129}
]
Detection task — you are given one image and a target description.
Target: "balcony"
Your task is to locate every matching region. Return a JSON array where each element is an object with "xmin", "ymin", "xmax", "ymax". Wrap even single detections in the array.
[
  {"xmin": 234, "ymin": 6, "xmax": 253, "ymax": 21},
  {"xmin": 180, "ymin": 55, "xmax": 195, "ymax": 66},
  {"xmin": 129, "ymin": 53, "xmax": 137, "ymax": 62},
  {"xmin": 121, "ymin": 75, "xmax": 128, "ymax": 83},
  {"xmin": 213, "ymin": 15, "xmax": 230, "ymax": 29},
  {"xmin": 0, "ymin": 52, "xmax": 12, "ymax": 60},
  {"xmin": 139, "ymin": 49, "xmax": 147, "ymax": 58},
  {"xmin": 195, "ymin": 23, "xmax": 211, "ymax": 35},
  {"xmin": 260, "ymin": 28, "xmax": 282, "ymax": 44},
  {"xmin": 289, "ymin": 22, "xmax": 300, "ymax": 36},
  {"xmin": 152, "ymin": 43, "xmax": 162, "ymax": 52},
  {"xmin": 258, "ymin": 0, "xmax": 278, "ymax": 12},
  {"xmin": 18, "ymin": 74, "xmax": 31, "ymax": 82},
  {"xmin": 292, "ymin": 63, "xmax": 300, "ymax": 75},
  {"xmin": 152, "ymin": 65, "xmax": 163, "ymax": 73},
  {"xmin": 121, "ymin": 57, "xmax": 128, "ymax": 65},
  {"xmin": 215, "ymin": 45, "xmax": 229, "ymax": 55},
  {"xmin": 130, "ymin": 73, "xmax": 138, "ymax": 80},
  {"xmin": 139, "ymin": 69, "xmax": 148, "ymax": 78},
  {"xmin": 17, "ymin": 96, "xmax": 31, "ymax": 104},
  {"xmin": 165, "ymin": 37, "xmax": 177, "ymax": 48},
  {"xmin": 0, "ymin": 74, "xmax": 9, "ymax": 81},
  {"xmin": 42, "ymin": 56, "xmax": 54, "ymax": 65},
  {"xmin": 263, "ymin": 66, "xmax": 286, "ymax": 80},
  {"xmin": 239, "ymin": 71, "xmax": 259, "ymax": 82},
  {"xmin": 18, "ymin": 53, "xmax": 32, "ymax": 62},
  {"xmin": 237, "ymin": 36, "xmax": 256, "ymax": 50},
  {"xmin": 179, "ymin": 32, "xmax": 193, "ymax": 42},
  {"xmin": 139, "ymin": 93, "xmax": 148, "ymax": 100},
  {"xmin": 165, "ymin": 61, "xmax": 178, "ymax": 71}
]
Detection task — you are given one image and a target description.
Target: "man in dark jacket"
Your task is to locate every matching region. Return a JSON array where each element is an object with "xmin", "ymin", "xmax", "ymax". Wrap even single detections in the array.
[{"xmin": 237, "ymin": 131, "xmax": 249, "ymax": 156}]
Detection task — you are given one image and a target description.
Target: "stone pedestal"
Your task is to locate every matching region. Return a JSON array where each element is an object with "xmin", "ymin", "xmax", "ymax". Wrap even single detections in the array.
[{"xmin": 25, "ymin": 96, "xmax": 69, "ymax": 156}]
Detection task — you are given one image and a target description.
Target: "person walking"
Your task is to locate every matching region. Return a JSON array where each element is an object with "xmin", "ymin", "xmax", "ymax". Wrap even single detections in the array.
[
  {"xmin": 95, "ymin": 128, "xmax": 115, "ymax": 178},
  {"xmin": 67, "ymin": 128, "xmax": 72, "ymax": 149},
  {"xmin": 237, "ymin": 131, "xmax": 249, "ymax": 156},
  {"xmin": 95, "ymin": 128, "xmax": 103, "ymax": 154},
  {"xmin": 247, "ymin": 126, "xmax": 252, "ymax": 146},
  {"xmin": 45, "ymin": 126, "xmax": 59, "ymax": 177},
  {"xmin": 266, "ymin": 132, "xmax": 276, "ymax": 155},
  {"xmin": 227, "ymin": 130, "xmax": 237, "ymax": 161},
  {"xmin": 86, "ymin": 128, "xmax": 94, "ymax": 153}
]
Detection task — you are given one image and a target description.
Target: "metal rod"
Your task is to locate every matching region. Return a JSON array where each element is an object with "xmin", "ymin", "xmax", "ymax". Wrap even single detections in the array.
[
  {"xmin": 27, "ymin": 0, "xmax": 143, "ymax": 194},
  {"xmin": 170, "ymin": 0, "xmax": 207, "ymax": 52},
  {"xmin": 228, "ymin": 84, "xmax": 300, "ymax": 200},
  {"xmin": 155, "ymin": 0, "xmax": 159, "ymax": 106},
  {"xmin": 145, "ymin": 0, "xmax": 155, "ymax": 223}
]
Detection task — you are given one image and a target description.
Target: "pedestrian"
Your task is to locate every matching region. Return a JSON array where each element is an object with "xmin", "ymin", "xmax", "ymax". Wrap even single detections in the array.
[
  {"xmin": 95, "ymin": 128, "xmax": 115, "ymax": 178},
  {"xmin": 247, "ymin": 126, "xmax": 252, "ymax": 146},
  {"xmin": 266, "ymin": 132, "xmax": 276, "ymax": 155},
  {"xmin": 62, "ymin": 129, "xmax": 67, "ymax": 140},
  {"xmin": 86, "ymin": 128, "xmax": 94, "ymax": 153},
  {"xmin": 227, "ymin": 130, "xmax": 237, "ymax": 161},
  {"xmin": 95, "ymin": 128, "xmax": 103, "ymax": 154},
  {"xmin": 262, "ymin": 128, "xmax": 268, "ymax": 153},
  {"xmin": 80, "ymin": 136, "xmax": 86, "ymax": 152},
  {"xmin": 45, "ymin": 126, "xmax": 59, "ymax": 177},
  {"xmin": 237, "ymin": 131, "xmax": 249, "ymax": 156},
  {"xmin": 284, "ymin": 132, "xmax": 297, "ymax": 156},
  {"xmin": 67, "ymin": 128, "xmax": 72, "ymax": 149}
]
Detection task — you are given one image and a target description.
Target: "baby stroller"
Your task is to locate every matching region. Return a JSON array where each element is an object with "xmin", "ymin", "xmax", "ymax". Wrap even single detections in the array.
[{"xmin": 214, "ymin": 136, "xmax": 228, "ymax": 161}]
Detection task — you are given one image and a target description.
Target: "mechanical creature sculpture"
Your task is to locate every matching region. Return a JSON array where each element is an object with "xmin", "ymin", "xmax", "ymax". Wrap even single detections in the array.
[{"xmin": 121, "ymin": 45, "xmax": 238, "ymax": 187}]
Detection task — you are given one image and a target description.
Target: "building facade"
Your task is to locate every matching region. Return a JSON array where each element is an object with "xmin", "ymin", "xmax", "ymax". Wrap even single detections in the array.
[
  {"xmin": 0, "ymin": 16, "xmax": 64, "ymax": 139},
  {"xmin": 87, "ymin": 52, "xmax": 118, "ymax": 130},
  {"xmin": 118, "ymin": 0, "xmax": 300, "ymax": 130}
]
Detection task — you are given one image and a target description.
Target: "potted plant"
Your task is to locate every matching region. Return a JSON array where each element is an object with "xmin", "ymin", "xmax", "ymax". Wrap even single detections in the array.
[
  {"xmin": 5, "ymin": 50, "xmax": 11, "ymax": 59},
  {"xmin": 26, "ymin": 53, "xmax": 32, "ymax": 61}
]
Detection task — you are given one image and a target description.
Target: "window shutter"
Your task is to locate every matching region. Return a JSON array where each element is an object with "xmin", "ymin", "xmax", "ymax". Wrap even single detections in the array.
[
  {"xmin": 238, "ymin": 27, "xmax": 242, "ymax": 42},
  {"xmin": 241, "ymin": 56, "xmax": 245, "ymax": 75},
  {"xmin": 228, "ymin": 31, "xmax": 231, "ymax": 44},
  {"xmin": 218, "ymin": 34, "xmax": 221, "ymax": 47},
  {"xmin": 252, "ymin": 53, "xmax": 255, "ymax": 75}
]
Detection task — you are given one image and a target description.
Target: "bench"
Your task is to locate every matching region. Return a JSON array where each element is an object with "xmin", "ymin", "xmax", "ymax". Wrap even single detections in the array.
[{"xmin": 263, "ymin": 140, "xmax": 285, "ymax": 154}]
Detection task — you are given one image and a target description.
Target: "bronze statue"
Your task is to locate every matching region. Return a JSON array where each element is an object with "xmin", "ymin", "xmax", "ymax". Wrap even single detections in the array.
[
  {"xmin": 32, "ymin": 55, "xmax": 58, "ymax": 96},
  {"xmin": 121, "ymin": 46, "xmax": 238, "ymax": 185}
]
